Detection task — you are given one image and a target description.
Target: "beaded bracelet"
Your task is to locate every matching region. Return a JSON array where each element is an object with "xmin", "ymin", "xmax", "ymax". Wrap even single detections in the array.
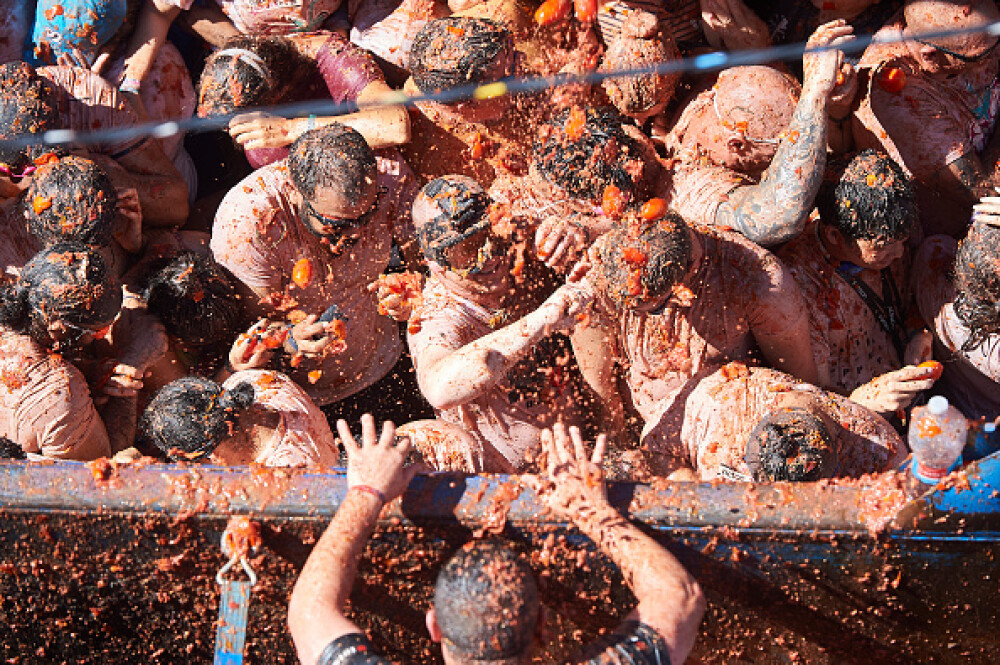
[{"xmin": 349, "ymin": 484, "xmax": 386, "ymax": 506}]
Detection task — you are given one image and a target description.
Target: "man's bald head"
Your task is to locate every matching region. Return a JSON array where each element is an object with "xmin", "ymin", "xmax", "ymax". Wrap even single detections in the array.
[{"xmin": 905, "ymin": 0, "xmax": 1000, "ymax": 59}]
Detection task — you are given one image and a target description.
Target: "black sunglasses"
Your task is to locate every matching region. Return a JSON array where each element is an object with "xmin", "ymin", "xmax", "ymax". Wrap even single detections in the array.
[
  {"xmin": 302, "ymin": 187, "xmax": 387, "ymax": 237},
  {"xmin": 912, "ymin": 36, "xmax": 999, "ymax": 63}
]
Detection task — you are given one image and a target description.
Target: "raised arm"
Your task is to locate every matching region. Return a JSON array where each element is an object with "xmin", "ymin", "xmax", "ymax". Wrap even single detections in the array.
[
  {"xmin": 288, "ymin": 415, "xmax": 418, "ymax": 665},
  {"xmin": 715, "ymin": 21, "xmax": 853, "ymax": 246},
  {"xmin": 416, "ymin": 279, "xmax": 592, "ymax": 410},
  {"xmin": 527, "ymin": 424, "xmax": 705, "ymax": 664},
  {"xmin": 118, "ymin": 0, "xmax": 183, "ymax": 111}
]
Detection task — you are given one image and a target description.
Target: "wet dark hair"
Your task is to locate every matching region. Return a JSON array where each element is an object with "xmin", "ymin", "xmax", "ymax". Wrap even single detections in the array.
[
  {"xmin": 594, "ymin": 213, "xmax": 692, "ymax": 310},
  {"xmin": 0, "ymin": 62, "xmax": 61, "ymax": 172},
  {"xmin": 953, "ymin": 222, "xmax": 1000, "ymax": 352},
  {"xmin": 0, "ymin": 243, "xmax": 122, "ymax": 347},
  {"xmin": 533, "ymin": 107, "xmax": 647, "ymax": 202},
  {"xmin": 410, "ymin": 17, "xmax": 512, "ymax": 94},
  {"xmin": 196, "ymin": 36, "xmax": 306, "ymax": 117},
  {"xmin": 0, "ymin": 436, "xmax": 26, "ymax": 460},
  {"xmin": 287, "ymin": 123, "xmax": 377, "ymax": 204},
  {"xmin": 138, "ymin": 377, "xmax": 255, "ymax": 461},
  {"xmin": 434, "ymin": 540, "xmax": 539, "ymax": 662},
  {"xmin": 818, "ymin": 150, "xmax": 916, "ymax": 241},
  {"xmin": 22, "ymin": 155, "xmax": 117, "ymax": 247},
  {"xmin": 143, "ymin": 253, "xmax": 244, "ymax": 346},
  {"xmin": 415, "ymin": 177, "xmax": 491, "ymax": 266},
  {"xmin": 745, "ymin": 408, "xmax": 835, "ymax": 482}
]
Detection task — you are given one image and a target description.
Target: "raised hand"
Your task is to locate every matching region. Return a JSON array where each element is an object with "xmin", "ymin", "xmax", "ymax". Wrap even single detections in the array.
[
  {"xmin": 525, "ymin": 423, "xmax": 608, "ymax": 519},
  {"xmin": 337, "ymin": 415, "xmax": 420, "ymax": 505}
]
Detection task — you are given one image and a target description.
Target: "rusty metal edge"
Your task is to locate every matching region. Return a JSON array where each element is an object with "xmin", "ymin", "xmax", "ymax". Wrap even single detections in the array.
[{"xmin": 0, "ymin": 460, "xmax": 899, "ymax": 532}]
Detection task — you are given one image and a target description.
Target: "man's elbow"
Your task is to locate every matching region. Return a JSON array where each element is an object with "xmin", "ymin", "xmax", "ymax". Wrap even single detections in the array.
[
  {"xmin": 747, "ymin": 212, "xmax": 807, "ymax": 247},
  {"xmin": 422, "ymin": 382, "xmax": 462, "ymax": 411}
]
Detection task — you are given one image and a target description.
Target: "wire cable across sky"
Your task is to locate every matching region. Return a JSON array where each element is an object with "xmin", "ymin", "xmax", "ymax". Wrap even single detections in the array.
[{"xmin": 7, "ymin": 18, "xmax": 1000, "ymax": 150}]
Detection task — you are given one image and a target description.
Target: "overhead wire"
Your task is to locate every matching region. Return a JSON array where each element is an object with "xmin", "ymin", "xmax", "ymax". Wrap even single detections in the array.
[{"xmin": 5, "ymin": 18, "xmax": 1000, "ymax": 150}]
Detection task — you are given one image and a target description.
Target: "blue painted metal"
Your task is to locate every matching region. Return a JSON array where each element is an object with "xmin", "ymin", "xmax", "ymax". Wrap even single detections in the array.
[
  {"xmin": 213, "ymin": 579, "xmax": 252, "ymax": 665},
  {"xmin": 895, "ymin": 449, "xmax": 1000, "ymax": 530}
]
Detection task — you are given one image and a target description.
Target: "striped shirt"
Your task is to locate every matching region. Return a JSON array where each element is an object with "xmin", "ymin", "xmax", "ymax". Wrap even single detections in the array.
[{"xmin": 597, "ymin": 0, "xmax": 702, "ymax": 50}]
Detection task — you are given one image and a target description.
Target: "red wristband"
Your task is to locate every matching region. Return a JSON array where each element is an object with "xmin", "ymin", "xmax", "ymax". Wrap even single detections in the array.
[{"xmin": 349, "ymin": 484, "xmax": 386, "ymax": 506}]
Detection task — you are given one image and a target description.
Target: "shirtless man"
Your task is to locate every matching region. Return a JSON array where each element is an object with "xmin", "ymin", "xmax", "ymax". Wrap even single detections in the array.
[
  {"xmin": 403, "ymin": 176, "xmax": 593, "ymax": 472},
  {"xmin": 289, "ymin": 418, "xmax": 705, "ymax": 665},
  {"xmin": 850, "ymin": 0, "xmax": 1000, "ymax": 236},
  {"xmin": 400, "ymin": 17, "xmax": 532, "ymax": 188},
  {"xmin": 643, "ymin": 363, "xmax": 906, "ymax": 480},
  {"xmin": 0, "ymin": 62, "xmax": 189, "ymax": 227},
  {"xmin": 779, "ymin": 150, "xmax": 940, "ymax": 417},
  {"xmin": 574, "ymin": 211, "xmax": 818, "ymax": 450},
  {"xmin": 211, "ymin": 124, "xmax": 421, "ymax": 423}
]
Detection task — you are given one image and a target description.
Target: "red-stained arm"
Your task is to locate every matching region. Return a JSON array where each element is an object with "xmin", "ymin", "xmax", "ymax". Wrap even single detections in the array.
[
  {"xmin": 528, "ymin": 424, "xmax": 705, "ymax": 665},
  {"xmin": 288, "ymin": 416, "xmax": 418, "ymax": 665}
]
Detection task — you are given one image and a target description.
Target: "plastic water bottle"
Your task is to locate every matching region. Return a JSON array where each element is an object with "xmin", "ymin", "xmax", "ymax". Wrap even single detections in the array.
[
  {"xmin": 963, "ymin": 421, "xmax": 1000, "ymax": 465},
  {"xmin": 907, "ymin": 396, "xmax": 968, "ymax": 489}
]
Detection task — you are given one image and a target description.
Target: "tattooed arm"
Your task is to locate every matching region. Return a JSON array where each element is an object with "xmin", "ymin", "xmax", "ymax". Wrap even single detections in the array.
[{"xmin": 715, "ymin": 21, "xmax": 854, "ymax": 246}]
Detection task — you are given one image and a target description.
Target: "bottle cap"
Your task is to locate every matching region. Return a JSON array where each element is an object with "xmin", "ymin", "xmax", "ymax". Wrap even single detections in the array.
[{"xmin": 927, "ymin": 395, "xmax": 949, "ymax": 415}]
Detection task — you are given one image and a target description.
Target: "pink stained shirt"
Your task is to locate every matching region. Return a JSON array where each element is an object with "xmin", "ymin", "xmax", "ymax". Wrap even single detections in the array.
[
  {"xmin": 216, "ymin": 0, "xmax": 343, "ymax": 34},
  {"xmin": 644, "ymin": 365, "xmax": 905, "ymax": 480},
  {"xmin": 778, "ymin": 225, "xmax": 910, "ymax": 396},
  {"xmin": 349, "ymin": 0, "xmax": 444, "ymax": 70},
  {"xmin": 105, "ymin": 41, "xmax": 195, "ymax": 160},
  {"xmin": 854, "ymin": 19, "xmax": 1000, "ymax": 180},
  {"xmin": 210, "ymin": 157, "xmax": 417, "ymax": 406},
  {"xmin": 223, "ymin": 369, "xmax": 340, "ymax": 466},
  {"xmin": 487, "ymin": 160, "xmax": 748, "ymax": 233},
  {"xmin": 592, "ymin": 226, "xmax": 811, "ymax": 427},
  {"xmin": 0, "ymin": 330, "xmax": 111, "ymax": 460},
  {"xmin": 912, "ymin": 236, "xmax": 1000, "ymax": 420},
  {"xmin": 38, "ymin": 65, "xmax": 147, "ymax": 159},
  {"xmin": 407, "ymin": 277, "xmax": 577, "ymax": 470}
]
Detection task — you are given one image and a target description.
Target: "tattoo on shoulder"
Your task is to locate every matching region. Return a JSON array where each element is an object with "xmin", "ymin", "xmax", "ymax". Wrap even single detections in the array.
[{"xmin": 715, "ymin": 98, "xmax": 827, "ymax": 246}]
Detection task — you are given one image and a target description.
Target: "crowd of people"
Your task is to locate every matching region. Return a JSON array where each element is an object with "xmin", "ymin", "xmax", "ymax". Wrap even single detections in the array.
[{"xmin": 0, "ymin": 0, "xmax": 998, "ymax": 661}]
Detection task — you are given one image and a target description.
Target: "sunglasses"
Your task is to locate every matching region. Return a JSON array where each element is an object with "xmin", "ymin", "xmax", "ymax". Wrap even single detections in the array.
[
  {"xmin": 301, "ymin": 187, "xmax": 387, "ymax": 238},
  {"xmin": 913, "ymin": 36, "xmax": 999, "ymax": 63}
]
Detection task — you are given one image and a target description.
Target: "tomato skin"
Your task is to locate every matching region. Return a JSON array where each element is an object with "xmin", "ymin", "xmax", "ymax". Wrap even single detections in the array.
[
  {"xmin": 640, "ymin": 198, "xmax": 666, "ymax": 221},
  {"xmin": 602, "ymin": 185, "xmax": 626, "ymax": 218},
  {"xmin": 535, "ymin": 0, "xmax": 572, "ymax": 25},
  {"xmin": 292, "ymin": 258, "xmax": 313, "ymax": 289},
  {"xmin": 918, "ymin": 360, "xmax": 943, "ymax": 380},
  {"xmin": 877, "ymin": 66, "xmax": 906, "ymax": 94},
  {"xmin": 574, "ymin": 0, "xmax": 596, "ymax": 23},
  {"xmin": 564, "ymin": 106, "xmax": 587, "ymax": 141}
]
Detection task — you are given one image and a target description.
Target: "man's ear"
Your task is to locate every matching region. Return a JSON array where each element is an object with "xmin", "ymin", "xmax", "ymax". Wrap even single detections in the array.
[
  {"xmin": 426, "ymin": 608, "xmax": 443, "ymax": 643},
  {"xmin": 818, "ymin": 223, "xmax": 845, "ymax": 252}
]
